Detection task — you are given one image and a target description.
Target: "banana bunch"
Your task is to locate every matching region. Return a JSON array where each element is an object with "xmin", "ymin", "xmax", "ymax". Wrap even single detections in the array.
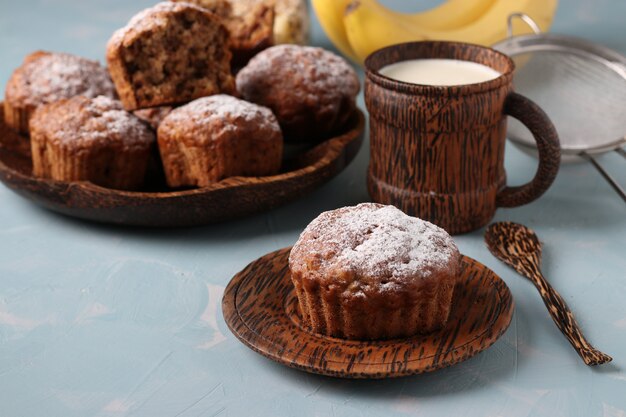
[{"xmin": 312, "ymin": 0, "xmax": 558, "ymax": 64}]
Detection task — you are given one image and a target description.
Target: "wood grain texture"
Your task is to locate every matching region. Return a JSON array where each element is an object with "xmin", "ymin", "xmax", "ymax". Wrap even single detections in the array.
[
  {"xmin": 485, "ymin": 222, "xmax": 612, "ymax": 366},
  {"xmin": 222, "ymin": 248, "xmax": 514, "ymax": 379},
  {"xmin": 498, "ymin": 94, "xmax": 561, "ymax": 207},
  {"xmin": 364, "ymin": 41, "xmax": 560, "ymax": 234},
  {"xmin": 0, "ymin": 105, "xmax": 364, "ymax": 227}
]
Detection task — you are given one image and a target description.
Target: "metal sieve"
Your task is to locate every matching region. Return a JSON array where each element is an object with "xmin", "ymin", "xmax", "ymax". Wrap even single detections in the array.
[{"xmin": 493, "ymin": 13, "xmax": 626, "ymax": 202}]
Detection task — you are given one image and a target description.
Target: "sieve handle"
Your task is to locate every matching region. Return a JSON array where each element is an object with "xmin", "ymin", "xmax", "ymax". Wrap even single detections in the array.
[
  {"xmin": 507, "ymin": 13, "xmax": 542, "ymax": 38},
  {"xmin": 497, "ymin": 93, "xmax": 561, "ymax": 208}
]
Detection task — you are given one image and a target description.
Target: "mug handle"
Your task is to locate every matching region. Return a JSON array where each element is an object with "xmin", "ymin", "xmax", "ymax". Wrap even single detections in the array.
[{"xmin": 497, "ymin": 92, "xmax": 561, "ymax": 208}]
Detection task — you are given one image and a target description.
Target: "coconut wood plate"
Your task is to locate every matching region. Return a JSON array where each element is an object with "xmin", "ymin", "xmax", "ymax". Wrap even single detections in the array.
[
  {"xmin": 222, "ymin": 248, "xmax": 515, "ymax": 379},
  {"xmin": 0, "ymin": 105, "xmax": 364, "ymax": 227}
]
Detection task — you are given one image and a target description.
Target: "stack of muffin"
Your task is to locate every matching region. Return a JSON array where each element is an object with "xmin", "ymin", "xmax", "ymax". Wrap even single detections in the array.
[{"xmin": 3, "ymin": 1, "xmax": 359, "ymax": 190}]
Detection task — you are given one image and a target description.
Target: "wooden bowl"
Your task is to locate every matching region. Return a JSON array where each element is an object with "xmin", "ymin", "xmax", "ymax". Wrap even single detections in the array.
[
  {"xmin": 222, "ymin": 248, "xmax": 515, "ymax": 379},
  {"xmin": 0, "ymin": 105, "xmax": 364, "ymax": 227}
]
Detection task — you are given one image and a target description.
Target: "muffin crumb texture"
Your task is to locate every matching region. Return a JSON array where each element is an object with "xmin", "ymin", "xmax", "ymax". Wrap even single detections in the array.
[
  {"xmin": 173, "ymin": 0, "xmax": 275, "ymax": 66},
  {"xmin": 106, "ymin": 1, "xmax": 235, "ymax": 110}
]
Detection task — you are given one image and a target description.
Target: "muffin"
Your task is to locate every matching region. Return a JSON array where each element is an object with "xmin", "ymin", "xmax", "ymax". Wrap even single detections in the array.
[
  {"xmin": 236, "ymin": 45, "xmax": 360, "ymax": 141},
  {"xmin": 227, "ymin": 1, "xmax": 275, "ymax": 67},
  {"xmin": 272, "ymin": 0, "xmax": 310, "ymax": 45},
  {"xmin": 29, "ymin": 95, "xmax": 155, "ymax": 190},
  {"xmin": 157, "ymin": 95, "xmax": 283, "ymax": 188},
  {"xmin": 289, "ymin": 203, "xmax": 461, "ymax": 340},
  {"xmin": 4, "ymin": 51, "xmax": 116, "ymax": 134},
  {"xmin": 174, "ymin": 0, "xmax": 275, "ymax": 67},
  {"xmin": 174, "ymin": 0, "xmax": 309, "ymax": 46},
  {"xmin": 106, "ymin": 2, "xmax": 235, "ymax": 110}
]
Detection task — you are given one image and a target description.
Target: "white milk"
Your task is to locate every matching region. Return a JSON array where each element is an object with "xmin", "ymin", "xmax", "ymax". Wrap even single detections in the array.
[{"xmin": 379, "ymin": 58, "xmax": 501, "ymax": 86}]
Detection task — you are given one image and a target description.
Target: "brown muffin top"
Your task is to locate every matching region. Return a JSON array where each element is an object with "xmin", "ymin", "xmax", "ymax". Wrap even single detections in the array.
[
  {"xmin": 107, "ymin": 2, "xmax": 213, "ymax": 48},
  {"xmin": 236, "ymin": 45, "xmax": 360, "ymax": 106},
  {"xmin": 30, "ymin": 95, "xmax": 154, "ymax": 149},
  {"xmin": 158, "ymin": 94, "xmax": 281, "ymax": 145},
  {"xmin": 4, "ymin": 51, "xmax": 116, "ymax": 108},
  {"xmin": 289, "ymin": 203, "xmax": 460, "ymax": 289}
]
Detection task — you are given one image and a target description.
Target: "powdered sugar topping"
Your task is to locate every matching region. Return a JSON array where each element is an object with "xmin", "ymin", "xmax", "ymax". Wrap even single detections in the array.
[
  {"xmin": 43, "ymin": 96, "xmax": 154, "ymax": 147},
  {"xmin": 163, "ymin": 95, "xmax": 280, "ymax": 133},
  {"xmin": 14, "ymin": 52, "xmax": 115, "ymax": 106},
  {"xmin": 291, "ymin": 203, "xmax": 459, "ymax": 282},
  {"xmin": 237, "ymin": 45, "xmax": 360, "ymax": 98}
]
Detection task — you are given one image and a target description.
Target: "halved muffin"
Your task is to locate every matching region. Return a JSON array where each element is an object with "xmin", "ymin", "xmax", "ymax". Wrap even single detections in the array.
[{"xmin": 106, "ymin": 1, "xmax": 235, "ymax": 110}]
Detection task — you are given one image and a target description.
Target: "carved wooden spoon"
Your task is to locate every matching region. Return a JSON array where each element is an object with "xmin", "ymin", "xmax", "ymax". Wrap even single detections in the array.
[{"xmin": 484, "ymin": 222, "xmax": 612, "ymax": 366}]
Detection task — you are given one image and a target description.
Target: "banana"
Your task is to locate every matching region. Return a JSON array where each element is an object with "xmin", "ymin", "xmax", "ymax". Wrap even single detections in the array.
[
  {"xmin": 312, "ymin": 0, "xmax": 496, "ymax": 62},
  {"xmin": 311, "ymin": 0, "xmax": 359, "ymax": 62},
  {"xmin": 361, "ymin": 0, "xmax": 498, "ymax": 31},
  {"xmin": 344, "ymin": 0, "xmax": 558, "ymax": 63}
]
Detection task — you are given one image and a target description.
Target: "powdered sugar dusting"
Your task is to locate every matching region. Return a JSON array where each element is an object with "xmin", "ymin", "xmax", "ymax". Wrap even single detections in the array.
[
  {"xmin": 42, "ymin": 96, "xmax": 154, "ymax": 147},
  {"xmin": 13, "ymin": 52, "xmax": 115, "ymax": 106},
  {"xmin": 163, "ymin": 95, "xmax": 280, "ymax": 133},
  {"xmin": 237, "ymin": 44, "xmax": 360, "ymax": 99},
  {"xmin": 291, "ymin": 203, "xmax": 459, "ymax": 282}
]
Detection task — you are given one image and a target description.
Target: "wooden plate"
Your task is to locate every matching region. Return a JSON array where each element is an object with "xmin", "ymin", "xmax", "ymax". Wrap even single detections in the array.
[
  {"xmin": 222, "ymin": 248, "xmax": 515, "ymax": 379},
  {"xmin": 0, "ymin": 105, "xmax": 364, "ymax": 227}
]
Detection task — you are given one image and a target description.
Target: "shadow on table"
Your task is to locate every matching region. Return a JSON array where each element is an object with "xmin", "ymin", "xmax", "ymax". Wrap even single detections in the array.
[
  {"xmin": 22, "ymin": 175, "xmax": 371, "ymax": 243},
  {"xmin": 494, "ymin": 196, "xmax": 621, "ymax": 233}
]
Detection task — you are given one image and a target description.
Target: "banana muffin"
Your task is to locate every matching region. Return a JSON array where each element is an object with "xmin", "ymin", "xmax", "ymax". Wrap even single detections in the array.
[
  {"xmin": 157, "ymin": 95, "xmax": 283, "ymax": 188},
  {"xmin": 174, "ymin": 0, "xmax": 309, "ymax": 46},
  {"xmin": 29, "ymin": 95, "xmax": 155, "ymax": 190},
  {"xmin": 236, "ymin": 45, "xmax": 360, "ymax": 141},
  {"xmin": 227, "ymin": 0, "xmax": 275, "ymax": 67},
  {"xmin": 106, "ymin": 2, "xmax": 235, "ymax": 110},
  {"xmin": 4, "ymin": 51, "xmax": 116, "ymax": 134},
  {"xmin": 289, "ymin": 203, "xmax": 461, "ymax": 340}
]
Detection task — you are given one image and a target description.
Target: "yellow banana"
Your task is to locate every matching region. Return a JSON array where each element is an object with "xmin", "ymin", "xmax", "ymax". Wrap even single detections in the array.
[
  {"xmin": 344, "ymin": 0, "xmax": 558, "ymax": 63},
  {"xmin": 313, "ymin": 0, "xmax": 497, "ymax": 62},
  {"xmin": 311, "ymin": 0, "xmax": 359, "ymax": 62},
  {"xmin": 360, "ymin": 0, "xmax": 498, "ymax": 31}
]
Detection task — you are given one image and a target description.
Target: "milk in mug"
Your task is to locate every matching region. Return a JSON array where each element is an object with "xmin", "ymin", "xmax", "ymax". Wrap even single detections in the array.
[{"xmin": 379, "ymin": 58, "xmax": 501, "ymax": 86}]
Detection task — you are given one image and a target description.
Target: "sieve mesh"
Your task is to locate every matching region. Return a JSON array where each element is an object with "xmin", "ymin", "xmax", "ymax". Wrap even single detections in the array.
[
  {"xmin": 505, "ymin": 49, "xmax": 626, "ymax": 153},
  {"xmin": 494, "ymin": 16, "xmax": 626, "ymax": 201},
  {"xmin": 497, "ymin": 37, "xmax": 626, "ymax": 153}
]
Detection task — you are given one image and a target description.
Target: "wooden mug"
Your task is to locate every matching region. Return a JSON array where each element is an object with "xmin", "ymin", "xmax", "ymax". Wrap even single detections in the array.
[{"xmin": 365, "ymin": 41, "xmax": 561, "ymax": 234}]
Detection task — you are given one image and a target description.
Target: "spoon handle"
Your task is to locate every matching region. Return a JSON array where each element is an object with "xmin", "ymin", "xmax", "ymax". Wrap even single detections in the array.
[{"xmin": 528, "ymin": 270, "xmax": 612, "ymax": 365}]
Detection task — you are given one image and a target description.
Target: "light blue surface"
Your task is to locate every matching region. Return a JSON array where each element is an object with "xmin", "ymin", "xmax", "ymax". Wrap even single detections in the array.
[{"xmin": 0, "ymin": 1, "xmax": 625, "ymax": 416}]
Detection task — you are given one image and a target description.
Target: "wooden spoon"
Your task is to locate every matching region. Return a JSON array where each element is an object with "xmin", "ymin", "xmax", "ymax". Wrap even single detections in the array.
[{"xmin": 484, "ymin": 222, "xmax": 612, "ymax": 366}]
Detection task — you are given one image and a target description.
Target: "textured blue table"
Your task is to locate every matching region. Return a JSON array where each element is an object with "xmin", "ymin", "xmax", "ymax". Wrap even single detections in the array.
[{"xmin": 0, "ymin": 1, "xmax": 625, "ymax": 416}]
